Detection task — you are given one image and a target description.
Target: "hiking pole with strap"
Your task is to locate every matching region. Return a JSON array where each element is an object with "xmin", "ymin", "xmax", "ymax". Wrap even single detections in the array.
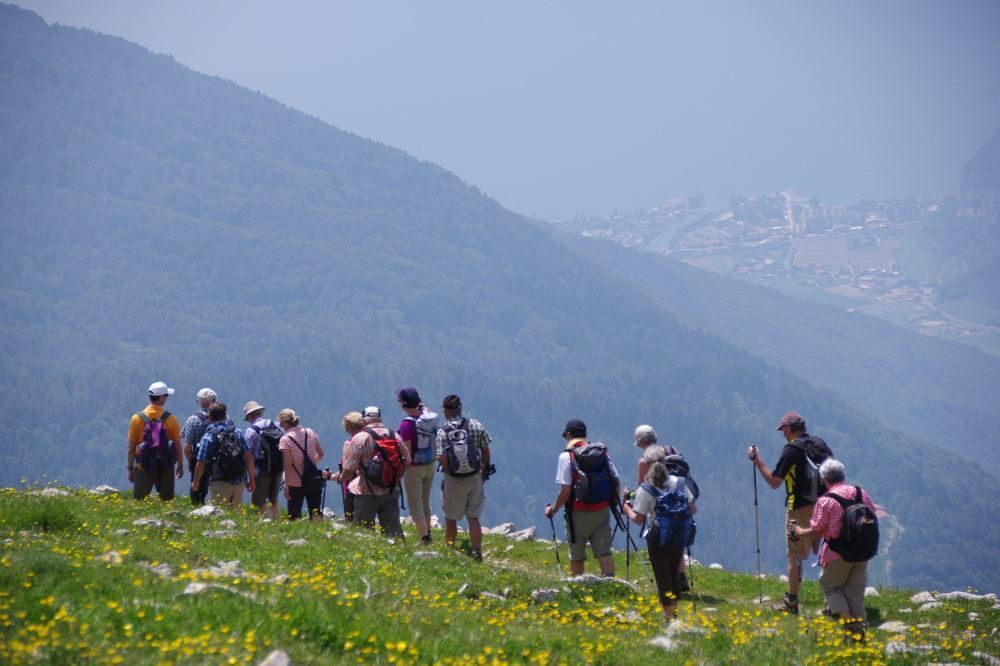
[
  {"xmin": 752, "ymin": 448, "xmax": 764, "ymax": 605},
  {"xmin": 548, "ymin": 515, "xmax": 564, "ymax": 579},
  {"xmin": 625, "ymin": 506, "xmax": 631, "ymax": 583},
  {"xmin": 686, "ymin": 544, "xmax": 698, "ymax": 614},
  {"xmin": 611, "ymin": 503, "xmax": 653, "ymax": 583},
  {"xmin": 320, "ymin": 468, "xmax": 329, "ymax": 517}
]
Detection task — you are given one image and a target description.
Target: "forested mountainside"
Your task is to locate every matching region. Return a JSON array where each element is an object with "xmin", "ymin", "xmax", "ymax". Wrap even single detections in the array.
[
  {"xmin": 560, "ymin": 232, "xmax": 1000, "ymax": 476},
  {"xmin": 944, "ymin": 126, "xmax": 1000, "ymax": 310},
  {"xmin": 0, "ymin": 4, "xmax": 996, "ymax": 591}
]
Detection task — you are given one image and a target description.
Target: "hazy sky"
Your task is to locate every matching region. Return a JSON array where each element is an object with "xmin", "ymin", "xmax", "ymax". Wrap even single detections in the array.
[{"xmin": 17, "ymin": 1, "xmax": 1000, "ymax": 220}]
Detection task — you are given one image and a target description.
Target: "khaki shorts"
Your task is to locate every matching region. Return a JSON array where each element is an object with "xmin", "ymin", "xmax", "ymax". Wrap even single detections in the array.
[
  {"xmin": 209, "ymin": 481, "xmax": 244, "ymax": 507},
  {"xmin": 786, "ymin": 504, "xmax": 815, "ymax": 562},
  {"xmin": 820, "ymin": 557, "xmax": 868, "ymax": 620},
  {"xmin": 442, "ymin": 474, "xmax": 484, "ymax": 521},
  {"xmin": 402, "ymin": 463, "xmax": 436, "ymax": 522},
  {"xmin": 565, "ymin": 508, "xmax": 612, "ymax": 562}
]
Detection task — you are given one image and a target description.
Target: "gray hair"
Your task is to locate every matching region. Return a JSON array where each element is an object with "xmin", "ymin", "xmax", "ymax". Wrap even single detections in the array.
[
  {"xmin": 819, "ymin": 458, "xmax": 845, "ymax": 484},
  {"xmin": 642, "ymin": 445, "xmax": 666, "ymax": 464}
]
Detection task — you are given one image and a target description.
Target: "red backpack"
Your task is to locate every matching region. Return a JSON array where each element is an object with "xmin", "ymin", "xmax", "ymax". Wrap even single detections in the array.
[{"xmin": 362, "ymin": 427, "xmax": 405, "ymax": 490}]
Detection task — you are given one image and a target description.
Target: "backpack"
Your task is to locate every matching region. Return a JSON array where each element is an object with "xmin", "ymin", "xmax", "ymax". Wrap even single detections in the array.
[
  {"xmin": 641, "ymin": 480, "xmax": 697, "ymax": 549},
  {"xmin": 825, "ymin": 486, "xmax": 879, "ymax": 562},
  {"xmin": 569, "ymin": 442, "xmax": 617, "ymax": 505},
  {"xmin": 789, "ymin": 436, "xmax": 833, "ymax": 504},
  {"xmin": 441, "ymin": 418, "xmax": 481, "ymax": 477},
  {"xmin": 137, "ymin": 411, "xmax": 176, "ymax": 473},
  {"xmin": 362, "ymin": 427, "xmax": 405, "ymax": 489},
  {"xmin": 288, "ymin": 431, "xmax": 324, "ymax": 491},
  {"xmin": 251, "ymin": 421, "xmax": 285, "ymax": 476},
  {"xmin": 406, "ymin": 411, "xmax": 440, "ymax": 465},
  {"xmin": 209, "ymin": 426, "xmax": 246, "ymax": 483},
  {"xmin": 657, "ymin": 449, "xmax": 701, "ymax": 501}
]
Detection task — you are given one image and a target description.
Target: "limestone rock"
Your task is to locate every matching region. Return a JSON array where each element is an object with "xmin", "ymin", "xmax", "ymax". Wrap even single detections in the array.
[
  {"xmin": 936, "ymin": 591, "xmax": 996, "ymax": 602},
  {"xmin": 220, "ymin": 519, "xmax": 237, "ymax": 529},
  {"xmin": 99, "ymin": 550, "xmax": 122, "ymax": 564},
  {"xmin": 508, "ymin": 527, "xmax": 536, "ymax": 542},
  {"xmin": 133, "ymin": 517, "xmax": 165, "ymax": 528},
  {"xmin": 202, "ymin": 530, "xmax": 236, "ymax": 538},
  {"xmin": 877, "ymin": 621, "xmax": 909, "ymax": 633},
  {"xmin": 285, "ymin": 539, "xmax": 307, "ymax": 547},
  {"xmin": 899, "ymin": 608, "xmax": 912, "ymax": 613},
  {"xmin": 413, "ymin": 551, "xmax": 440, "ymax": 558},
  {"xmin": 909, "ymin": 591, "xmax": 936, "ymax": 604},
  {"xmin": 429, "ymin": 515, "xmax": 441, "ymax": 529},
  {"xmin": 779, "ymin": 575, "xmax": 789, "ymax": 583},
  {"xmin": 864, "ymin": 586, "xmax": 880, "ymax": 597},
  {"xmin": 322, "ymin": 508, "xmax": 336, "ymax": 519},
  {"xmin": 113, "ymin": 529, "xmax": 129, "ymax": 536},
  {"xmin": 90, "ymin": 485, "xmax": 119, "ymax": 495},
  {"xmin": 269, "ymin": 574, "xmax": 290, "ymax": 585},
  {"xmin": 649, "ymin": 636, "xmax": 680, "ymax": 651},
  {"xmin": 531, "ymin": 588, "xmax": 560, "ymax": 603},
  {"xmin": 400, "ymin": 516, "xmax": 414, "ymax": 525},
  {"xmin": 258, "ymin": 650, "xmax": 291, "ymax": 666},
  {"xmin": 973, "ymin": 652, "xmax": 1000, "ymax": 666},
  {"xmin": 665, "ymin": 619, "xmax": 707, "ymax": 636},
  {"xmin": 708, "ymin": 563, "xmax": 723, "ymax": 570},
  {"xmin": 969, "ymin": 612, "xmax": 980, "ymax": 621},
  {"xmin": 479, "ymin": 591, "xmax": 505, "ymax": 601},
  {"xmin": 39, "ymin": 487, "xmax": 70, "ymax": 497},
  {"xmin": 918, "ymin": 602, "xmax": 944, "ymax": 612},
  {"xmin": 190, "ymin": 504, "xmax": 223, "ymax": 517},
  {"xmin": 486, "ymin": 522, "xmax": 516, "ymax": 535},
  {"xmin": 141, "ymin": 562, "xmax": 174, "ymax": 578}
]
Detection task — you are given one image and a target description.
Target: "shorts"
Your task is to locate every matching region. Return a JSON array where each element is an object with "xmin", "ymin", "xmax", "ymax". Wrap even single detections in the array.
[
  {"xmin": 402, "ymin": 463, "xmax": 436, "ymax": 522},
  {"xmin": 565, "ymin": 508, "xmax": 612, "ymax": 562},
  {"xmin": 209, "ymin": 480, "xmax": 244, "ymax": 507},
  {"xmin": 252, "ymin": 471, "xmax": 282, "ymax": 507},
  {"xmin": 442, "ymin": 474, "xmax": 484, "ymax": 521},
  {"xmin": 787, "ymin": 504, "xmax": 815, "ymax": 562},
  {"xmin": 132, "ymin": 465, "xmax": 175, "ymax": 501}
]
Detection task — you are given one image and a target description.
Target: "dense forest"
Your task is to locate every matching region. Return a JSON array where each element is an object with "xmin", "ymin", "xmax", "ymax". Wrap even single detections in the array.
[{"xmin": 1, "ymin": 4, "xmax": 997, "ymax": 592}]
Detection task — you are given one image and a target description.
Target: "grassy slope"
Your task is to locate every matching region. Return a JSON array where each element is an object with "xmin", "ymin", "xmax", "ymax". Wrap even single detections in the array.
[{"xmin": 1, "ymin": 490, "xmax": 997, "ymax": 665}]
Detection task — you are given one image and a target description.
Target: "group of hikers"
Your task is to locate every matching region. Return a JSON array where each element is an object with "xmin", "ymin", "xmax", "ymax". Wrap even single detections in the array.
[{"xmin": 127, "ymin": 382, "xmax": 879, "ymax": 636}]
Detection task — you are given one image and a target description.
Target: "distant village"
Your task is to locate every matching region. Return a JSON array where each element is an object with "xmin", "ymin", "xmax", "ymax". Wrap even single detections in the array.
[{"xmin": 561, "ymin": 192, "xmax": 998, "ymax": 342}]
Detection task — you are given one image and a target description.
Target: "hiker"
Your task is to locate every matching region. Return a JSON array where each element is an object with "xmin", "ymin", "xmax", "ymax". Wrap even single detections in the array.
[
  {"xmin": 327, "ymin": 411, "xmax": 365, "ymax": 521},
  {"xmin": 191, "ymin": 402, "xmax": 255, "ymax": 507},
  {"xmin": 623, "ymin": 445, "xmax": 697, "ymax": 623},
  {"xmin": 633, "ymin": 424, "xmax": 691, "ymax": 593},
  {"xmin": 340, "ymin": 406, "xmax": 409, "ymax": 536},
  {"xmin": 748, "ymin": 410, "xmax": 833, "ymax": 614},
  {"xmin": 244, "ymin": 400, "xmax": 284, "ymax": 519},
  {"xmin": 276, "ymin": 408, "xmax": 325, "ymax": 521},
  {"xmin": 181, "ymin": 387, "xmax": 217, "ymax": 505},
  {"xmin": 397, "ymin": 386, "xmax": 440, "ymax": 544},
  {"xmin": 790, "ymin": 459, "xmax": 878, "ymax": 641},
  {"xmin": 436, "ymin": 394, "xmax": 492, "ymax": 561},
  {"xmin": 127, "ymin": 381, "xmax": 184, "ymax": 501},
  {"xmin": 544, "ymin": 419, "xmax": 618, "ymax": 577}
]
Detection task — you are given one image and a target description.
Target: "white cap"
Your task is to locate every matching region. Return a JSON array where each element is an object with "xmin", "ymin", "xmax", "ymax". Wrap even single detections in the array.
[
  {"xmin": 196, "ymin": 387, "xmax": 217, "ymax": 402},
  {"xmin": 363, "ymin": 406, "xmax": 381, "ymax": 420},
  {"xmin": 634, "ymin": 424, "xmax": 657, "ymax": 446},
  {"xmin": 148, "ymin": 381, "xmax": 175, "ymax": 397}
]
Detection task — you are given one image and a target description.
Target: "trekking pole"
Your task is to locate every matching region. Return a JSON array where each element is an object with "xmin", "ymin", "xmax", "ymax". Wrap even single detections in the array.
[
  {"xmin": 320, "ymin": 468, "xmax": 329, "ymax": 516},
  {"xmin": 625, "ymin": 508, "xmax": 631, "ymax": 583},
  {"xmin": 612, "ymin": 505, "xmax": 653, "ymax": 583},
  {"xmin": 752, "ymin": 448, "xmax": 764, "ymax": 605},
  {"xmin": 548, "ymin": 515, "xmax": 564, "ymax": 579},
  {"xmin": 686, "ymin": 545, "xmax": 698, "ymax": 614}
]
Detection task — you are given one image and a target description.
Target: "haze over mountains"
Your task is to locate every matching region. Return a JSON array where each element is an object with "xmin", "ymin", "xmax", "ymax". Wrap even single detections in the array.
[{"xmin": 1, "ymin": 4, "xmax": 997, "ymax": 592}]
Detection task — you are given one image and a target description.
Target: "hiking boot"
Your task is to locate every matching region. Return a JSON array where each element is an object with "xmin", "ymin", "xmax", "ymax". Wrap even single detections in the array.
[
  {"xmin": 771, "ymin": 593, "xmax": 799, "ymax": 615},
  {"xmin": 472, "ymin": 549, "xmax": 483, "ymax": 563},
  {"xmin": 420, "ymin": 534, "xmax": 432, "ymax": 545},
  {"xmin": 677, "ymin": 574, "xmax": 691, "ymax": 594}
]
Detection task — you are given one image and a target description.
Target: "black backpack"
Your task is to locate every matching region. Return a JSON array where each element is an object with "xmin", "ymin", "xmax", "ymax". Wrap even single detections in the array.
[
  {"xmin": 288, "ymin": 431, "xmax": 325, "ymax": 491},
  {"xmin": 658, "ymin": 448, "xmax": 701, "ymax": 501},
  {"xmin": 789, "ymin": 435, "xmax": 833, "ymax": 504},
  {"xmin": 569, "ymin": 442, "xmax": 617, "ymax": 505},
  {"xmin": 251, "ymin": 421, "xmax": 284, "ymax": 476},
  {"xmin": 825, "ymin": 486, "xmax": 879, "ymax": 562},
  {"xmin": 210, "ymin": 427, "xmax": 246, "ymax": 483}
]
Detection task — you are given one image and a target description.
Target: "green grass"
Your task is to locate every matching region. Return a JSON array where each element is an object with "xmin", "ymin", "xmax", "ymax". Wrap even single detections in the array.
[{"xmin": 0, "ymin": 488, "xmax": 997, "ymax": 665}]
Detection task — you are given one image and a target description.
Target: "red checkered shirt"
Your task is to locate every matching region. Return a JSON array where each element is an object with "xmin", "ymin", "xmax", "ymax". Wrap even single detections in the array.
[{"xmin": 810, "ymin": 481, "xmax": 876, "ymax": 566}]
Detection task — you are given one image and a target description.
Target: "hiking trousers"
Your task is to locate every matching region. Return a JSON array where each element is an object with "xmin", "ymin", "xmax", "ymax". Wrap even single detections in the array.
[
  {"xmin": 133, "ymin": 466, "xmax": 175, "ymax": 501},
  {"xmin": 402, "ymin": 462, "xmax": 436, "ymax": 522},
  {"xmin": 647, "ymin": 541, "xmax": 684, "ymax": 606},
  {"xmin": 209, "ymin": 481, "xmax": 244, "ymax": 507},
  {"xmin": 354, "ymin": 491, "xmax": 403, "ymax": 537},
  {"xmin": 287, "ymin": 485, "xmax": 322, "ymax": 520},
  {"xmin": 820, "ymin": 558, "xmax": 867, "ymax": 621}
]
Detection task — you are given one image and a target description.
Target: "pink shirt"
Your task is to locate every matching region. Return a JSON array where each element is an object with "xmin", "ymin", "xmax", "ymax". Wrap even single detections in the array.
[
  {"xmin": 810, "ymin": 482, "xmax": 876, "ymax": 566},
  {"xmin": 343, "ymin": 424, "xmax": 409, "ymax": 496},
  {"xmin": 278, "ymin": 426, "xmax": 324, "ymax": 488}
]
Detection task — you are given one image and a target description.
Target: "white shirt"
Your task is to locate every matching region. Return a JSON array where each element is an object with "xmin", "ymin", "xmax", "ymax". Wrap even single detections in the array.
[{"xmin": 632, "ymin": 475, "xmax": 694, "ymax": 518}]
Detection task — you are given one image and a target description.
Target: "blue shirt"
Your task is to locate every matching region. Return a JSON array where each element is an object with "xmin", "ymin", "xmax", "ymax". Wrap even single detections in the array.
[
  {"xmin": 195, "ymin": 419, "xmax": 249, "ymax": 483},
  {"xmin": 182, "ymin": 409, "xmax": 210, "ymax": 448}
]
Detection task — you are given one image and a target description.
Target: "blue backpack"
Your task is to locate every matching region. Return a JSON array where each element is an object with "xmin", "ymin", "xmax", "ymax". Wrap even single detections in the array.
[
  {"xmin": 405, "ymin": 411, "xmax": 440, "ymax": 465},
  {"xmin": 641, "ymin": 480, "xmax": 696, "ymax": 549}
]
